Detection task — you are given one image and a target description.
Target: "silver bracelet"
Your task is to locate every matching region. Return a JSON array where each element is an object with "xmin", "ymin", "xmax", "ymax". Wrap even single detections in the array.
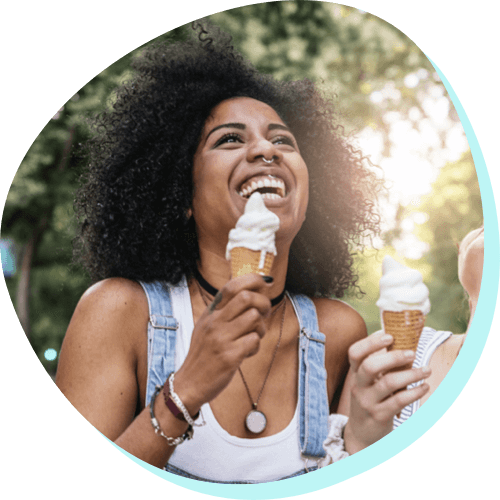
[
  {"xmin": 150, "ymin": 385, "xmax": 193, "ymax": 446},
  {"xmin": 319, "ymin": 414, "xmax": 350, "ymax": 467},
  {"xmin": 168, "ymin": 373, "xmax": 205, "ymax": 427}
]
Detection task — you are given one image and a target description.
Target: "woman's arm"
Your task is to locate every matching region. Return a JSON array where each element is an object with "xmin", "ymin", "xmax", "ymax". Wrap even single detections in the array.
[
  {"xmin": 56, "ymin": 278, "xmax": 189, "ymax": 467},
  {"xmin": 56, "ymin": 274, "xmax": 275, "ymax": 468}
]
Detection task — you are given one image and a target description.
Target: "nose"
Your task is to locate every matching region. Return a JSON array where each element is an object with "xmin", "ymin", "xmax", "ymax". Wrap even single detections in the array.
[{"xmin": 246, "ymin": 138, "xmax": 283, "ymax": 165}]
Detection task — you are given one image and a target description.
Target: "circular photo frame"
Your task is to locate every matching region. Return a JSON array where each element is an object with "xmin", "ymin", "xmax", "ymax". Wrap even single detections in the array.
[{"xmin": 1, "ymin": 0, "xmax": 500, "ymax": 500}]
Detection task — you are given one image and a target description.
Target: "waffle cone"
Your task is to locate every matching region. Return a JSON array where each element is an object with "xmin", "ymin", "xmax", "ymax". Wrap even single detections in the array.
[
  {"xmin": 382, "ymin": 310, "xmax": 425, "ymax": 371},
  {"xmin": 230, "ymin": 247, "xmax": 274, "ymax": 277}
]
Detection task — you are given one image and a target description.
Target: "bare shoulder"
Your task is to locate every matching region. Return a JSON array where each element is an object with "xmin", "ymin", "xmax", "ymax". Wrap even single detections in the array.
[
  {"xmin": 78, "ymin": 277, "xmax": 148, "ymax": 317},
  {"xmin": 70, "ymin": 278, "xmax": 148, "ymax": 340},
  {"xmin": 58, "ymin": 277, "xmax": 149, "ymax": 369},
  {"xmin": 313, "ymin": 297, "xmax": 367, "ymax": 344},
  {"xmin": 311, "ymin": 297, "xmax": 367, "ymax": 409},
  {"xmin": 56, "ymin": 278, "xmax": 149, "ymax": 439},
  {"xmin": 312, "ymin": 298, "xmax": 367, "ymax": 371},
  {"xmin": 421, "ymin": 333, "xmax": 464, "ymax": 405},
  {"xmin": 431, "ymin": 333, "xmax": 464, "ymax": 369}
]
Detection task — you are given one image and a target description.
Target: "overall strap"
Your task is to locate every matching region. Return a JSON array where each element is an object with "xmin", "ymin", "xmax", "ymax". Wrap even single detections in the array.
[
  {"xmin": 139, "ymin": 281, "xmax": 179, "ymax": 407},
  {"xmin": 288, "ymin": 293, "xmax": 329, "ymax": 459}
]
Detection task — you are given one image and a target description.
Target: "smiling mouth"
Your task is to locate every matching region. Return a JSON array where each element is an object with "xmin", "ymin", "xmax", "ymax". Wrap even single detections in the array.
[{"xmin": 238, "ymin": 175, "xmax": 286, "ymax": 200}]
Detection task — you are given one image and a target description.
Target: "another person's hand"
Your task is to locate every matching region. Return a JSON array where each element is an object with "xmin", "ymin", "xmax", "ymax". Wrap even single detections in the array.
[
  {"xmin": 343, "ymin": 331, "xmax": 431, "ymax": 453},
  {"xmin": 173, "ymin": 274, "xmax": 273, "ymax": 416}
]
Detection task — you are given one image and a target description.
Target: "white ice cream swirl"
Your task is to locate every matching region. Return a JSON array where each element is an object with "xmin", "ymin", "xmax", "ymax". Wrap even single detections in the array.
[
  {"xmin": 376, "ymin": 256, "xmax": 431, "ymax": 315},
  {"xmin": 225, "ymin": 192, "xmax": 280, "ymax": 259}
]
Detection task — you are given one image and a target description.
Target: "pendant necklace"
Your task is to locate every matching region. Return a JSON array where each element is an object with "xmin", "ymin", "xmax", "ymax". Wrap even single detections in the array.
[
  {"xmin": 194, "ymin": 269, "xmax": 286, "ymax": 434},
  {"xmin": 239, "ymin": 298, "xmax": 286, "ymax": 434}
]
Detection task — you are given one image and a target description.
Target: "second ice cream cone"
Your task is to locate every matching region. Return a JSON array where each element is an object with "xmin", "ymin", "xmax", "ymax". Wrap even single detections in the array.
[{"xmin": 383, "ymin": 310, "xmax": 425, "ymax": 370}]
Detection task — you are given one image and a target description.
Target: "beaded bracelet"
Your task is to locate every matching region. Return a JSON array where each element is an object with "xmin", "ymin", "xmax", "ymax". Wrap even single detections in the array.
[{"xmin": 150, "ymin": 385, "xmax": 193, "ymax": 446}]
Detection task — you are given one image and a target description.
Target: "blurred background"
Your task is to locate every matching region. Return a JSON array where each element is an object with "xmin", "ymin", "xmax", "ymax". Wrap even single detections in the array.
[{"xmin": 0, "ymin": 2, "xmax": 482, "ymax": 377}]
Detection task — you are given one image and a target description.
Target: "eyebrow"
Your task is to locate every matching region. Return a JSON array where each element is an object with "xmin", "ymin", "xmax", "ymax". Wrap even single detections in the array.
[{"xmin": 204, "ymin": 122, "xmax": 291, "ymax": 143}]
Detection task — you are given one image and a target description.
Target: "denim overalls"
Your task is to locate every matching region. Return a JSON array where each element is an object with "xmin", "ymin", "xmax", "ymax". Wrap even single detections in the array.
[{"xmin": 140, "ymin": 279, "xmax": 329, "ymax": 483}]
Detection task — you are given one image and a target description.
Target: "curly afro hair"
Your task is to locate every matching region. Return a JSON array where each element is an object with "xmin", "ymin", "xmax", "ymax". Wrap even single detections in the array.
[{"xmin": 74, "ymin": 21, "xmax": 381, "ymax": 298}]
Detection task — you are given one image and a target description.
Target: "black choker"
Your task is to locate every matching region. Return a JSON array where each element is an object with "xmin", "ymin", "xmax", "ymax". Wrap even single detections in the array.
[{"xmin": 194, "ymin": 269, "xmax": 286, "ymax": 308}]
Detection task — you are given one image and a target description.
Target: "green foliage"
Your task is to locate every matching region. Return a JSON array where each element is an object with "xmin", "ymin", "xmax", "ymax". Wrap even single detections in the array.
[
  {"xmin": 413, "ymin": 150, "xmax": 482, "ymax": 333},
  {"xmin": 345, "ymin": 150, "xmax": 481, "ymax": 335}
]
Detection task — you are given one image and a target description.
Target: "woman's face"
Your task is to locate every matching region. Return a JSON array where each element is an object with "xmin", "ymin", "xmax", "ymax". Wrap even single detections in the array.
[
  {"xmin": 192, "ymin": 97, "xmax": 309, "ymax": 254},
  {"xmin": 458, "ymin": 226, "xmax": 484, "ymax": 299}
]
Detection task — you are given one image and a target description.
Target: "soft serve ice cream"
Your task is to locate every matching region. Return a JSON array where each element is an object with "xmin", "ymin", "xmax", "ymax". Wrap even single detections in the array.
[
  {"xmin": 376, "ymin": 256, "xmax": 431, "ymax": 315},
  {"xmin": 377, "ymin": 256, "xmax": 430, "ymax": 360},
  {"xmin": 226, "ymin": 191, "xmax": 280, "ymax": 276}
]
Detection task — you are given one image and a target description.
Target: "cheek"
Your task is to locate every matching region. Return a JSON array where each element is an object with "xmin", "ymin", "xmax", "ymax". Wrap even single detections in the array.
[{"xmin": 299, "ymin": 164, "xmax": 309, "ymax": 211}]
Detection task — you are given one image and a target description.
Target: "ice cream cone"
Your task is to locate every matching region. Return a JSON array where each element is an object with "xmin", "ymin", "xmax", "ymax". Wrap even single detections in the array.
[
  {"xmin": 382, "ymin": 310, "xmax": 425, "ymax": 370},
  {"xmin": 382, "ymin": 309, "xmax": 426, "ymax": 417},
  {"xmin": 376, "ymin": 256, "xmax": 430, "ymax": 418},
  {"xmin": 226, "ymin": 192, "xmax": 279, "ymax": 279},
  {"xmin": 230, "ymin": 247, "xmax": 274, "ymax": 277}
]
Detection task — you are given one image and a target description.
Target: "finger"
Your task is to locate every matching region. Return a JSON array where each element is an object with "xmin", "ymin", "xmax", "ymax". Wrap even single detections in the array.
[
  {"xmin": 228, "ymin": 307, "xmax": 267, "ymax": 340},
  {"xmin": 208, "ymin": 274, "xmax": 273, "ymax": 312},
  {"xmin": 233, "ymin": 331, "xmax": 262, "ymax": 361},
  {"xmin": 356, "ymin": 349, "xmax": 416, "ymax": 387},
  {"xmin": 348, "ymin": 331, "xmax": 394, "ymax": 373},
  {"xmin": 375, "ymin": 382, "xmax": 430, "ymax": 421},
  {"xmin": 373, "ymin": 366, "xmax": 432, "ymax": 401},
  {"xmin": 219, "ymin": 289, "xmax": 271, "ymax": 323}
]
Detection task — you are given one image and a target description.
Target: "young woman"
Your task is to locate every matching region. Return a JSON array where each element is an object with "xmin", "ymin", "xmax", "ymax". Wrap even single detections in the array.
[{"xmin": 56, "ymin": 23, "xmax": 431, "ymax": 482}]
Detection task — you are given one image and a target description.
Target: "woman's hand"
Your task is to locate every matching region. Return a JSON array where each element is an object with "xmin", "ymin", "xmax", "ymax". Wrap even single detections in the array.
[
  {"xmin": 343, "ymin": 331, "xmax": 431, "ymax": 454},
  {"xmin": 173, "ymin": 274, "xmax": 273, "ymax": 416}
]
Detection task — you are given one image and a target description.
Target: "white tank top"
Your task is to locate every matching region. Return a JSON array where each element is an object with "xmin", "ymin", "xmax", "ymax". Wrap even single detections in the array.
[{"xmin": 167, "ymin": 279, "xmax": 308, "ymax": 482}]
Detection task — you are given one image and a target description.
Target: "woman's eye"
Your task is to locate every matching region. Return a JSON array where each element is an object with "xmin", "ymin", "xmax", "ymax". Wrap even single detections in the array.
[
  {"xmin": 272, "ymin": 135, "xmax": 296, "ymax": 148},
  {"xmin": 214, "ymin": 133, "xmax": 243, "ymax": 147}
]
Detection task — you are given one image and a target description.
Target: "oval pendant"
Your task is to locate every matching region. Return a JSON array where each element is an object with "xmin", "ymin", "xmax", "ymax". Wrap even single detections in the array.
[{"xmin": 245, "ymin": 409, "xmax": 267, "ymax": 434}]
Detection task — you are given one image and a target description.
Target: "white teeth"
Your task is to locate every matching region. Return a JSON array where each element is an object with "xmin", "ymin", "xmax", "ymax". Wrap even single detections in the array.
[
  {"xmin": 260, "ymin": 192, "xmax": 282, "ymax": 200},
  {"xmin": 240, "ymin": 177, "xmax": 287, "ymax": 199}
]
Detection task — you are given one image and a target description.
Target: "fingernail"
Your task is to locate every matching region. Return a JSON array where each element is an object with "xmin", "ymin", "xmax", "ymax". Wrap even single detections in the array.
[
  {"xmin": 422, "ymin": 366, "xmax": 431, "ymax": 375},
  {"xmin": 404, "ymin": 350, "xmax": 415, "ymax": 359},
  {"xmin": 382, "ymin": 334, "xmax": 392, "ymax": 343},
  {"xmin": 262, "ymin": 276, "xmax": 274, "ymax": 283}
]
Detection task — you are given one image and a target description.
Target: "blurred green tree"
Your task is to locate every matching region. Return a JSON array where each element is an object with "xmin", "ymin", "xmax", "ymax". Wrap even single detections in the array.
[
  {"xmin": 1, "ymin": 28, "xmax": 186, "ymax": 374},
  {"xmin": 345, "ymin": 150, "xmax": 481, "ymax": 335},
  {"xmin": 412, "ymin": 150, "xmax": 482, "ymax": 333}
]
